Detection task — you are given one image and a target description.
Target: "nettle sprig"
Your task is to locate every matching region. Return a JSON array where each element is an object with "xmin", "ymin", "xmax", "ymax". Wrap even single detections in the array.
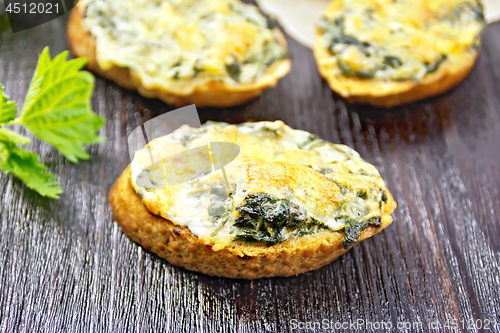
[{"xmin": 0, "ymin": 47, "xmax": 105, "ymax": 198}]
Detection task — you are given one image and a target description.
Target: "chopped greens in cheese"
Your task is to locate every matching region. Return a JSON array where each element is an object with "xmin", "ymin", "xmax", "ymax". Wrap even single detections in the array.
[
  {"xmin": 234, "ymin": 194, "xmax": 331, "ymax": 246},
  {"xmin": 318, "ymin": 0, "xmax": 485, "ymax": 81},
  {"xmin": 130, "ymin": 121, "xmax": 392, "ymax": 250},
  {"xmin": 80, "ymin": 0, "xmax": 290, "ymax": 90}
]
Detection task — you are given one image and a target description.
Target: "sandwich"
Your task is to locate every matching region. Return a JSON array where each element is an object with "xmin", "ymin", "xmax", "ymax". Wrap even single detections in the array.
[
  {"xmin": 313, "ymin": 0, "xmax": 485, "ymax": 107},
  {"xmin": 109, "ymin": 121, "xmax": 397, "ymax": 278},
  {"xmin": 67, "ymin": 0, "xmax": 291, "ymax": 107}
]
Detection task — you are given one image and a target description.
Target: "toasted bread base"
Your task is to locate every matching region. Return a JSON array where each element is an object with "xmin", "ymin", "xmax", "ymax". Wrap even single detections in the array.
[
  {"xmin": 313, "ymin": 2, "xmax": 480, "ymax": 108},
  {"xmin": 67, "ymin": 4, "xmax": 291, "ymax": 108},
  {"xmin": 109, "ymin": 166, "xmax": 396, "ymax": 279}
]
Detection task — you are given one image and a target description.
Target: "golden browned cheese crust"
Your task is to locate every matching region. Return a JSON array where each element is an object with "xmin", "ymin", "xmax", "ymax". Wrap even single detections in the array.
[
  {"xmin": 67, "ymin": 4, "xmax": 291, "ymax": 108},
  {"xmin": 109, "ymin": 166, "xmax": 396, "ymax": 279},
  {"xmin": 313, "ymin": 0, "xmax": 481, "ymax": 108}
]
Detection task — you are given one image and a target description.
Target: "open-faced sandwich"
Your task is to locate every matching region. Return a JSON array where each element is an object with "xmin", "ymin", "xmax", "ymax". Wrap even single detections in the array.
[
  {"xmin": 109, "ymin": 121, "xmax": 397, "ymax": 279},
  {"xmin": 67, "ymin": 0, "xmax": 291, "ymax": 107},
  {"xmin": 314, "ymin": 0, "xmax": 486, "ymax": 107}
]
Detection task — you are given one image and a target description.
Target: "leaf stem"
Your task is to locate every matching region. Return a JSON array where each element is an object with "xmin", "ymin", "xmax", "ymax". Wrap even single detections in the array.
[{"xmin": 5, "ymin": 118, "xmax": 21, "ymax": 126}]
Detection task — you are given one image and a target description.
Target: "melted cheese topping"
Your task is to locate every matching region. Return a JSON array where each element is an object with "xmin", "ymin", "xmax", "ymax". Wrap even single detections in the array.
[
  {"xmin": 130, "ymin": 121, "xmax": 392, "ymax": 250},
  {"xmin": 80, "ymin": 0, "xmax": 289, "ymax": 93},
  {"xmin": 318, "ymin": 0, "xmax": 485, "ymax": 81}
]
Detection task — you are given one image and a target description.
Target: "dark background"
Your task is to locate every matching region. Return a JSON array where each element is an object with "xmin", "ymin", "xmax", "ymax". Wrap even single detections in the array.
[{"xmin": 0, "ymin": 6, "xmax": 499, "ymax": 333}]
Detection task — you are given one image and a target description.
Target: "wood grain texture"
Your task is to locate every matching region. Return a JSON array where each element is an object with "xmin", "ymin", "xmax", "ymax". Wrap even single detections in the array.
[{"xmin": 1, "ymin": 9, "xmax": 500, "ymax": 333}]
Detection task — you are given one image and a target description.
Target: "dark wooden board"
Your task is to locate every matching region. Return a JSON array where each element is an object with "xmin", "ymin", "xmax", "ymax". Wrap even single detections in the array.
[{"xmin": 1, "ymin": 9, "xmax": 500, "ymax": 333}]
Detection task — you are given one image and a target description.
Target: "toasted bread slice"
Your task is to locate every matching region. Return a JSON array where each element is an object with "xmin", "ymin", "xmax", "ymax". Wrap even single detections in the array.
[
  {"xmin": 313, "ymin": 0, "xmax": 484, "ymax": 107},
  {"xmin": 67, "ymin": 3, "xmax": 291, "ymax": 107},
  {"xmin": 108, "ymin": 121, "xmax": 397, "ymax": 279}
]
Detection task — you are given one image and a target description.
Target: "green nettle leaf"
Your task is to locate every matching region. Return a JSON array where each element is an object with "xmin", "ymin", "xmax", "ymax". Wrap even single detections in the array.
[
  {"xmin": 0, "ymin": 85, "xmax": 17, "ymax": 126},
  {"xmin": 0, "ymin": 47, "xmax": 105, "ymax": 198},
  {"xmin": 0, "ymin": 128, "xmax": 30, "ymax": 145},
  {"xmin": 0, "ymin": 129, "xmax": 62, "ymax": 198},
  {"xmin": 19, "ymin": 47, "xmax": 105, "ymax": 163}
]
